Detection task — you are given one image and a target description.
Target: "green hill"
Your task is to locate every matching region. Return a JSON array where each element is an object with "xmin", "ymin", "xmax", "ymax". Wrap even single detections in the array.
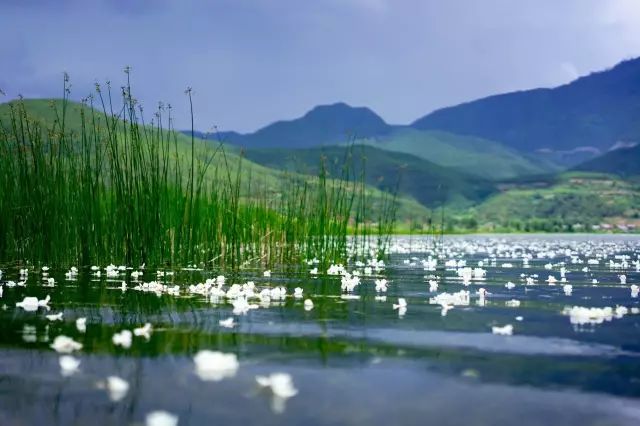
[
  {"xmin": 572, "ymin": 144, "xmax": 640, "ymax": 177},
  {"xmin": 468, "ymin": 172, "xmax": 640, "ymax": 232},
  {"xmin": 243, "ymin": 144, "xmax": 497, "ymax": 208},
  {"xmin": 412, "ymin": 57, "xmax": 640, "ymax": 165},
  {"xmin": 355, "ymin": 128, "xmax": 557, "ymax": 180}
]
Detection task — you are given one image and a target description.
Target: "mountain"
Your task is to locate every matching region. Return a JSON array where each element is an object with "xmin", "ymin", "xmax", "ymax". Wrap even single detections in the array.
[
  {"xmin": 572, "ymin": 144, "xmax": 640, "ymax": 177},
  {"xmin": 217, "ymin": 102, "xmax": 392, "ymax": 149},
  {"xmin": 412, "ymin": 57, "xmax": 640, "ymax": 165},
  {"xmin": 357, "ymin": 128, "xmax": 558, "ymax": 180},
  {"xmin": 243, "ymin": 144, "xmax": 496, "ymax": 208},
  {"xmin": 192, "ymin": 103, "xmax": 555, "ymax": 180}
]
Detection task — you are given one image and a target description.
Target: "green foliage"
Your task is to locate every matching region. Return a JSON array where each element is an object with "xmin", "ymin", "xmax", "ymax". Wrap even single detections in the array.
[{"xmin": 472, "ymin": 173, "xmax": 640, "ymax": 231}]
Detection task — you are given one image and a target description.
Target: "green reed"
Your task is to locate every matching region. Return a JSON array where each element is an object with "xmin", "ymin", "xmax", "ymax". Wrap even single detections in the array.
[{"xmin": 0, "ymin": 74, "xmax": 395, "ymax": 268}]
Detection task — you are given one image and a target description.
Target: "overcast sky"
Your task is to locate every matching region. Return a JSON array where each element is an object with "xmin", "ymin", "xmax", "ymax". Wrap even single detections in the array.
[{"xmin": 2, "ymin": 0, "xmax": 640, "ymax": 132}]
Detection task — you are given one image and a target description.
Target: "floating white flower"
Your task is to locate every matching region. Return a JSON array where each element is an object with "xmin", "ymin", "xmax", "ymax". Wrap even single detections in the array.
[
  {"xmin": 263, "ymin": 270, "xmax": 271, "ymax": 278},
  {"xmin": 505, "ymin": 281, "xmax": 516, "ymax": 289},
  {"xmin": 193, "ymin": 350, "xmax": 239, "ymax": 381},
  {"xmin": 219, "ymin": 317, "xmax": 235, "ymax": 328},
  {"xmin": 16, "ymin": 295, "xmax": 50, "ymax": 312},
  {"xmin": 293, "ymin": 287, "xmax": 303, "ymax": 298},
  {"xmin": 146, "ymin": 411, "xmax": 179, "ymax": 426},
  {"xmin": 304, "ymin": 299, "xmax": 314, "ymax": 311},
  {"xmin": 51, "ymin": 335, "xmax": 82, "ymax": 353},
  {"xmin": 59, "ymin": 355, "xmax": 80, "ymax": 376},
  {"xmin": 133, "ymin": 323, "xmax": 153, "ymax": 340},
  {"xmin": 505, "ymin": 299, "xmax": 520, "ymax": 307},
  {"xmin": 491, "ymin": 324, "xmax": 513, "ymax": 336},
  {"xmin": 374, "ymin": 279, "xmax": 388, "ymax": 292},
  {"xmin": 46, "ymin": 312, "xmax": 63, "ymax": 321},
  {"xmin": 76, "ymin": 317, "xmax": 87, "ymax": 333},
  {"xmin": 631, "ymin": 285, "xmax": 639, "ymax": 298},
  {"xmin": 112, "ymin": 330, "xmax": 133, "ymax": 348},
  {"xmin": 103, "ymin": 376, "xmax": 129, "ymax": 402},
  {"xmin": 563, "ymin": 284, "xmax": 573, "ymax": 295},
  {"xmin": 256, "ymin": 373, "xmax": 298, "ymax": 414},
  {"xmin": 563, "ymin": 306, "xmax": 614, "ymax": 326}
]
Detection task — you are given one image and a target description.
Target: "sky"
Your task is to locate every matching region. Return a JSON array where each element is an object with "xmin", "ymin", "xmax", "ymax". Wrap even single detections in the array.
[{"xmin": 2, "ymin": 0, "xmax": 640, "ymax": 132}]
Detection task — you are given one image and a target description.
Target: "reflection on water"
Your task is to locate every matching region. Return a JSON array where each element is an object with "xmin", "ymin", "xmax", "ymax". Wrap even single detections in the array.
[{"xmin": 1, "ymin": 235, "xmax": 639, "ymax": 425}]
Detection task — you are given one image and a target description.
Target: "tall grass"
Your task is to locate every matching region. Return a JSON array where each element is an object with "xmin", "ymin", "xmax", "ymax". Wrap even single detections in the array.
[{"xmin": 0, "ymin": 74, "xmax": 395, "ymax": 268}]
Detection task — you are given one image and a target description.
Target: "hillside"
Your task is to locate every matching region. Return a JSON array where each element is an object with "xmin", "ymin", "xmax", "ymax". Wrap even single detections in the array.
[
  {"xmin": 468, "ymin": 172, "xmax": 640, "ymax": 232},
  {"xmin": 412, "ymin": 57, "xmax": 640, "ymax": 165},
  {"xmin": 356, "ymin": 128, "xmax": 557, "ymax": 180},
  {"xmin": 572, "ymin": 144, "xmax": 640, "ymax": 177},
  {"xmin": 243, "ymin": 144, "xmax": 497, "ymax": 208},
  {"xmin": 0, "ymin": 98, "xmax": 432, "ymax": 222}
]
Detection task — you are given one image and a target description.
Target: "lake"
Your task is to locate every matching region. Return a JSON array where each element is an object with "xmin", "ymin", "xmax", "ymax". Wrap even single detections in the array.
[{"xmin": 1, "ymin": 234, "xmax": 639, "ymax": 425}]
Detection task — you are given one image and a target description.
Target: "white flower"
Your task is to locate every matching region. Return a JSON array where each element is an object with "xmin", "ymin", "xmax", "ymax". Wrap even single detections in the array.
[
  {"xmin": 256, "ymin": 373, "xmax": 298, "ymax": 414},
  {"xmin": 112, "ymin": 330, "xmax": 133, "ymax": 349},
  {"xmin": 104, "ymin": 376, "xmax": 129, "ymax": 402},
  {"xmin": 146, "ymin": 411, "xmax": 179, "ymax": 426},
  {"xmin": 46, "ymin": 312, "xmax": 63, "ymax": 321},
  {"xmin": 293, "ymin": 287, "xmax": 303, "ymax": 298},
  {"xmin": 263, "ymin": 270, "xmax": 271, "ymax": 278},
  {"xmin": 374, "ymin": 279, "xmax": 388, "ymax": 292},
  {"xmin": 505, "ymin": 299, "xmax": 520, "ymax": 307},
  {"xmin": 16, "ymin": 295, "xmax": 50, "ymax": 312},
  {"xmin": 76, "ymin": 317, "xmax": 87, "ymax": 333},
  {"xmin": 563, "ymin": 284, "xmax": 573, "ymax": 295},
  {"xmin": 491, "ymin": 324, "xmax": 513, "ymax": 336},
  {"xmin": 133, "ymin": 323, "xmax": 153, "ymax": 340},
  {"xmin": 59, "ymin": 355, "xmax": 80, "ymax": 376},
  {"xmin": 304, "ymin": 299, "xmax": 314, "ymax": 311},
  {"xmin": 393, "ymin": 298, "xmax": 407, "ymax": 309},
  {"xmin": 194, "ymin": 350, "xmax": 239, "ymax": 381},
  {"xmin": 219, "ymin": 317, "xmax": 235, "ymax": 328},
  {"xmin": 51, "ymin": 335, "xmax": 82, "ymax": 353}
]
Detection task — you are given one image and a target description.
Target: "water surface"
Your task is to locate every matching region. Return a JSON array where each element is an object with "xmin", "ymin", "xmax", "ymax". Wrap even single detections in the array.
[{"xmin": 1, "ymin": 234, "xmax": 639, "ymax": 425}]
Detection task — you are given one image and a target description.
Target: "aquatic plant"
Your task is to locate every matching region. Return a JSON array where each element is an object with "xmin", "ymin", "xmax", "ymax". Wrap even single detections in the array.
[{"xmin": 0, "ymin": 72, "xmax": 396, "ymax": 268}]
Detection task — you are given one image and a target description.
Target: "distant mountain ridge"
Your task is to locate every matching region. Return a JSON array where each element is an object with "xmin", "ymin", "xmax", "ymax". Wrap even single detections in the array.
[
  {"xmin": 412, "ymin": 57, "xmax": 640, "ymax": 161},
  {"xmin": 214, "ymin": 102, "xmax": 393, "ymax": 149},
  {"xmin": 572, "ymin": 143, "xmax": 640, "ymax": 177}
]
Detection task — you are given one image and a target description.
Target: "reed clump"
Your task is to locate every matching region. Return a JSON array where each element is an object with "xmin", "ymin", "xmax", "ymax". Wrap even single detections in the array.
[{"xmin": 0, "ymin": 74, "xmax": 395, "ymax": 268}]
